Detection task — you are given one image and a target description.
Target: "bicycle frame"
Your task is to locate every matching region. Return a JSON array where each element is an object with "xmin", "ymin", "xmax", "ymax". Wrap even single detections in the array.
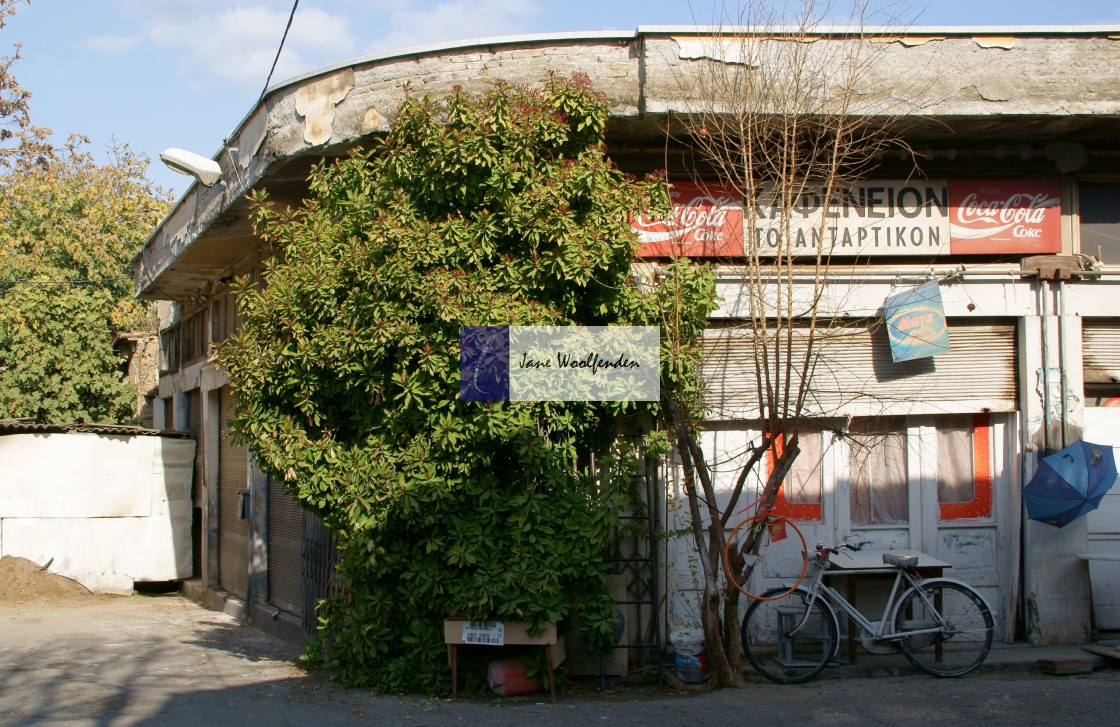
[{"xmin": 784, "ymin": 554, "xmax": 951, "ymax": 645}]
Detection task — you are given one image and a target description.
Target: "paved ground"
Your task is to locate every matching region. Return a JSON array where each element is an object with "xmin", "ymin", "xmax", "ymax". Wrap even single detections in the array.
[{"xmin": 2, "ymin": 593, "xmax": 1120, "ymax": 726}]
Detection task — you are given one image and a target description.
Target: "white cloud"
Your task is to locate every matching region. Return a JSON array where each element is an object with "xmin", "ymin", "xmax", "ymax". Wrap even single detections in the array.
[
  {"xmin": 138, "ymin": 4, "xmax": 358, "ymax": 88},
  {"xmin": 88, "ymin": 1, "xmax": 543, "ymax": 91},
  {"xmin": 83, "ymin": 34, "xmax": 142, "ymax": 56},
  {"xmin": 363, "ymin": 0, "xmax": 542, "ymax": 54}
]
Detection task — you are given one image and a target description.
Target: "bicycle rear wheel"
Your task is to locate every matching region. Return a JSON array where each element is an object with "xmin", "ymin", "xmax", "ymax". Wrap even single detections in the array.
[
  {"xmin": 741, "ymin": 587, "xmax": 838, "ymax": 684},
  {"xmin": 894, "ymin": 581, "xmax": 993, "ymax": 677}
]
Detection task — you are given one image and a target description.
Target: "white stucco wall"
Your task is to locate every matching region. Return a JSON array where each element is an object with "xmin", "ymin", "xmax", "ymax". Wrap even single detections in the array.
[{"xmin": 0, "ymin": 431, "xmax": 195, "ymax": 593}]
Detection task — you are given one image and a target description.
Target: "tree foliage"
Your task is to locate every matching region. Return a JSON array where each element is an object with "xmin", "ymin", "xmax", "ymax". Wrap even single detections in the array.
[
  {"xmin": 0, "ymin": 1, "xmax": 171, "ymax": 423},
  {"xmin": 217, "ymin": 74, "xmax": 715, "ymax": 693},
  {"xmin": 0, "ymin": 0, "xmax": 52, "ymax": 172},
  {"xmin": 0, "ymin": 142, "xmax": 171, "ymax": 422}
]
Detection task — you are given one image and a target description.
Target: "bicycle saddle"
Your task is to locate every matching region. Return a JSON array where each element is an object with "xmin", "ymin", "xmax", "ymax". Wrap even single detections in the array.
[{"xmin": 883, "ymin": 553, "xmax": 919, "ymax": 569}]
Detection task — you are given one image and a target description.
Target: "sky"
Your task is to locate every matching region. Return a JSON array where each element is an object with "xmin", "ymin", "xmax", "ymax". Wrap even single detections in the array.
[{"xmin": 6, "ymin": 0, "xmax": 1120, "ymax": 198}]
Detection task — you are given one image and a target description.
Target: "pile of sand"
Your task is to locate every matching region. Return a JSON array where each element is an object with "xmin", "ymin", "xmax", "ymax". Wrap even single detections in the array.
[{"xmin": 0, "ymin": 556, "xmax": 93, "ymax": 603}]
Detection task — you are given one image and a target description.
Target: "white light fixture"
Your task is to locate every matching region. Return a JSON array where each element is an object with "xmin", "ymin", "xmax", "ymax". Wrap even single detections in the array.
[{"xmin": 159, "ymin": 147, "xmax": 223, "ymax": 187}]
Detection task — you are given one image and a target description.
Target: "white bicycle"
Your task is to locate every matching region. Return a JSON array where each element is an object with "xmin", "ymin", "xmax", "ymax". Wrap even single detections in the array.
[{"xmin": 740, "ymin": 542, "xmax": 995, "ymax": 684}]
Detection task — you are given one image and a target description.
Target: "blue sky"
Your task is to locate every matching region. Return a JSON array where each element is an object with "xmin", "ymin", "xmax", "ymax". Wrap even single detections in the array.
[{"xmin": 6, "ymin": 0, "xmax": 1120, "ymax": 198}]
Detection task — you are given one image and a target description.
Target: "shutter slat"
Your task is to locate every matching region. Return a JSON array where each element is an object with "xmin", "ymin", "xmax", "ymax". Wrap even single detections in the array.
[
  {"xmin": 1084, "ymin": 319, "xmax": 1120, "ymax": 383},
  {"xmin": 218, "ymin": 387, "xmax": 249, "ymax": 599},
  {"xmin": 268, "ymin": 473, "xmax": 305, "ymax": 616},
  {"xmin": 702, "ymin": 322, "xmax": 1017, "ymax": 419}
]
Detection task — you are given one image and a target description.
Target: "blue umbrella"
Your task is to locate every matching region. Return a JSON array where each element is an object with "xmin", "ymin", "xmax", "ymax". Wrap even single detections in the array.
[{"xmin": 1023, "ymin": 440, "xmax": 1118, "ymax": 528}]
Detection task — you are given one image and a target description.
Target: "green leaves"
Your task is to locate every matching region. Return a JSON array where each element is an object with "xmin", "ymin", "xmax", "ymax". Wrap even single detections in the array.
[
  {"xmin": 218, "ymin": 74, "xmax": 713, "ymax": 693},
  {"xmin": 0, "ymin": 142, "xmax": 171, "ymax": 423}
]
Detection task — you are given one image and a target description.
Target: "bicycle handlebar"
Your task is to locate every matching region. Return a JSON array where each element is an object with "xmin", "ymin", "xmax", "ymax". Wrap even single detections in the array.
[{"xmin": 813, "ymin": 541, "xmax": 861, "ymax": 560}]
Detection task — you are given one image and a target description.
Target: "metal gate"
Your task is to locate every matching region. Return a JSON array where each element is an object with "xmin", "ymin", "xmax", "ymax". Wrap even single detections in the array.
[
  {"xmin": 302, "ymin": 511, "xmax": 341, "ymax": 633},
  {"xmin": 218, "ymin": 386, "xmax": 249, "ymax": 599},
  {"xmin": 267, "ymin": 474, "xmax": 305, "ymax": 616},
  {"xmin": 187, "ymin": 390, "xmax": 203, "ymax": 579}
]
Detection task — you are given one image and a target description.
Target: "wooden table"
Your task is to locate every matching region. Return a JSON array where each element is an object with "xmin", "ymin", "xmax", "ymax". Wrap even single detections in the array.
[
  {"xmin": 443, "ymin": 619, "xmax": 565, "ymax": 703},
  {"xmin": 822, "ymin": 549, "xmax": 951, "ymax": 664}
]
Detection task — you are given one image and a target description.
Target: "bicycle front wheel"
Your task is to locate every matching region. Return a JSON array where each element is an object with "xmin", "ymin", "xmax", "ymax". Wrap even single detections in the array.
[
  {"xmin": 741, "ymin": 587, "xmax": 838, "ymax": 684},
  {"xmin": 894, "ymin": 581, "xmax": 993, "ymax": 677}
]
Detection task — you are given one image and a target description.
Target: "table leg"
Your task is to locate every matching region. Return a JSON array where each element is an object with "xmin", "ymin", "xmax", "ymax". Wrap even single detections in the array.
[
  {"xmin": 546, "ymin": 645, "xmax": 556, "ymax": 704},
  {"xmin": 449, "ymin": 644, "xmax": 458, "ymax": 700},
  {"xmin": 847, "ymin": 576, "xmax": 857, "ymax": 664}
]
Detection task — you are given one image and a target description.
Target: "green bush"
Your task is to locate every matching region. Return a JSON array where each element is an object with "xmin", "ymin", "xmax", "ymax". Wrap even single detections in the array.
[{"xmin": 218, "ymin": 74, "xmax": 713, "ymax": 693}]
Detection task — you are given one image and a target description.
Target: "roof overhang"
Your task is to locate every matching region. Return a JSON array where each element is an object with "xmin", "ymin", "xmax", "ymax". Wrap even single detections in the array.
[{"xmin": 134, "ymin": 26, "xmax": 1120, "ymax": 300}]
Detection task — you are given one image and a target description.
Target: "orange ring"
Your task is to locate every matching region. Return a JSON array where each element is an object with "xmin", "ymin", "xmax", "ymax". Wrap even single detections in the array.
[{"xmin": 722, "ymin": 513, "xmax": 808, "ymax": 601}]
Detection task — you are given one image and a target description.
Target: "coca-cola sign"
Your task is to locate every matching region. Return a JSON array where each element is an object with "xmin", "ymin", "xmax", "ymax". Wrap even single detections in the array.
[
  {"xmin": 633, "ymin": 179, "xmax": 1063, "ymax": 258},
  {"xmin": 631, "ymin": 181, "xmax": 743, "ymax": 258},
  {"xmin": 949, "ymin": 180, "xmax": 1061, "ymax": 254}
]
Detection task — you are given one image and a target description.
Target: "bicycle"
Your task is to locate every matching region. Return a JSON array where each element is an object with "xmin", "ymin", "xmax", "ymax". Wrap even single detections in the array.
[{"xmin": 739, "ymin": 541, "xmax": 995, "ymax": 684}]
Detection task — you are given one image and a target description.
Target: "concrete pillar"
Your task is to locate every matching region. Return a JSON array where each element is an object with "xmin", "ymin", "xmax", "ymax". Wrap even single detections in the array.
[
  {"xmin": 249, "ymin": 453, "xmax": 269, "ymax": 606},
  {"xmin": 1020, "ymin": 291, "xmax": 1092, "ymax": 645}
]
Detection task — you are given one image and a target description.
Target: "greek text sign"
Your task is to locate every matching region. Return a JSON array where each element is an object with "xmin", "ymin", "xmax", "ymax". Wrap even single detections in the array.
[
  {"xmin": 635, "ymin": 180, "xmax": 1063, "ymax": 258},
  {"xmin": 751, "ymin": 181, "xmax": 950, "ymax": 256}
]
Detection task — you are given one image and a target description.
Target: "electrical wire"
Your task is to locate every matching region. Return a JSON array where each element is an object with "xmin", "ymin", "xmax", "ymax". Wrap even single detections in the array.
[{"xmin": 259, "ymin": 0, "xmax": 301, "ymax": 104}]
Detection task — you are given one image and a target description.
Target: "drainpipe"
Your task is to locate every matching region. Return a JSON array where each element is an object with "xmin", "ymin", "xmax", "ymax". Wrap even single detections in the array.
[
  {"xmin": 1056, "ymin": 279, "xmax": 1069, "ymax": 449},
  {"xmin": 1039, "ymin": 278, "xmax": 1051, "ymax": 453}
]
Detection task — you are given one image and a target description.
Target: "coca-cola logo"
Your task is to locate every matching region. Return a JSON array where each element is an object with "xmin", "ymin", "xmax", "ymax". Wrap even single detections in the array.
[
  {"xmin": 949, "ymin": 181, "xmax": 1061, "ymax": 248},
  {"xmin": 632, "ymin": 194, "xmax": 739, "ymax": 243},
  {"xmin": 954, "ymin": 192, "xmax": 1057, "ymax": 227}
]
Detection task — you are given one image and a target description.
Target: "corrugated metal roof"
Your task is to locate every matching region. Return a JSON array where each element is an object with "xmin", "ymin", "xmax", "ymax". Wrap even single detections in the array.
[{"xmin": 0, "ymin": 420, "xmax": 193, "ymax": 438}]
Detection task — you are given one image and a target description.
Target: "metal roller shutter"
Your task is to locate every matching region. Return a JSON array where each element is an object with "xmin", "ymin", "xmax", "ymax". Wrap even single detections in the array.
[
  {"xmin": 1083, "ymin": 319, "xmax": 1120, "ymax": 384},
  {"xmin": 267, "ymin": 474, "xmax": 305, "ymax": 617},
  {"xmin": 218, "ymin": 386, "xmax": 249, "ymax": 599},
  {"xmin": 701, "ymin": 321, "xmax": 1018, "ymax": 419},
  {"xmin": 187, "ymin": 391, "xmax": 203, "ymax": 507}
]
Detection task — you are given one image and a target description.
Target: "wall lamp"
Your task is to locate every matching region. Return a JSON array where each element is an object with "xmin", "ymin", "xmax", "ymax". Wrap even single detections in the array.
[{"xmin": 160, "ymin": 147, "xmax": 223, "ymax": 187}]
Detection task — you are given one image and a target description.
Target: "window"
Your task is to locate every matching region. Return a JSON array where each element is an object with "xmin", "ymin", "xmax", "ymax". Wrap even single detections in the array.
[
  {"xmin": 182, "ymin": 308, "xmax": 209, "ymax": 363},
  {"xmin": 849, "ymin": 417, "xmax": 908, "ymax": 525},
  {"xmin": 937, "ymin": 413, "xmax": 992, "ymax": 521},
  {"xmin": 769, "ymin": 429, "xmax": 824, "ymax": 521},
  {"xmin": 159, "ymin": 324, "xmax": 180, "ymax": 374},
  {"xmin": 1079, "ymin": 183, "xmax": 1120, "ymax": 265}
]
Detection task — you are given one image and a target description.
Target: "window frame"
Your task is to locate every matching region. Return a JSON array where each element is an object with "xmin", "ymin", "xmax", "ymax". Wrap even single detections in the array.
[
  {"xmin": 938, "ymin": 413, "xmax": 993, "ymax": 521},
  {"xmin": 767, "ymin": 431, "xmax": 824, "ymax": 522}
]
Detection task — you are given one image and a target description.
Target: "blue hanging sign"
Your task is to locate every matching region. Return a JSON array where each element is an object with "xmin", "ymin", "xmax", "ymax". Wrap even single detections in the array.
[{"xmin": 883, "ymin": 281, "xmax": 950, "ymax": 363}]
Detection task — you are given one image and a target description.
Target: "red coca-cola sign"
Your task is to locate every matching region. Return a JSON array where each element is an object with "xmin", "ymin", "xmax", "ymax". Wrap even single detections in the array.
[
  {"xmin": 631, "ymin": 181, "xmax": 743, "ymax": 258},
  {"xmin": 949, "ymin": 180, "xmax": 1061, "ymax": 254}
]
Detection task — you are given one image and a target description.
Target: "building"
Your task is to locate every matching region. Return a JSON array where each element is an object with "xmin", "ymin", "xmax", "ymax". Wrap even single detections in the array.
[{"xmin": 134, "ymin": 26, "xmax": 1120, "ymax": 648}]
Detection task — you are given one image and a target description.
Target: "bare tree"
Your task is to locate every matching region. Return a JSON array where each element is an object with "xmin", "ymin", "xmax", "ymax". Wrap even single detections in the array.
[{"xmin": 659, "ymin": 0, "xmax": 922, "ymax": 687}]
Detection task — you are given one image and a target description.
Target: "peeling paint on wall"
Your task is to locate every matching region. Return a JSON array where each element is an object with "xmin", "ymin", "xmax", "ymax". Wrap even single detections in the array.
[
  {"xmin": 1034, "ymin": 366, "xmax": 1082, "ymax": 422},
  {"xmin": 940, "ymin": 532, "xmax": 994, "ymax": 565},
  {"xmin": 237, "ymin": 109, "xmax": 269, "ymax": 170},
  {"xmin": 294, "ymin": 69, "xmax": 355, "ymax": 146},
  {"xmin": 360, "ymin": 106, "xmax": 384, "ymax": 135},
  {"xmin": 871, "ymin": 35, "xmax": 945, "ymax": 47},
  {"xmin": 672, "ymin": 37, "xmax": 761, "ymax": 67},
  {"xmin": 973, "ymin": 36, "xmax": 1016, "ymax": 50}
]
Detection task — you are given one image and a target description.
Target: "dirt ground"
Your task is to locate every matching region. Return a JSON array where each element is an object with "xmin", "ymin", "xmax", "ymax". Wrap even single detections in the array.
[{"xmin": 0, "ymin": 555, "xmax": 98, "ymax": 604}]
